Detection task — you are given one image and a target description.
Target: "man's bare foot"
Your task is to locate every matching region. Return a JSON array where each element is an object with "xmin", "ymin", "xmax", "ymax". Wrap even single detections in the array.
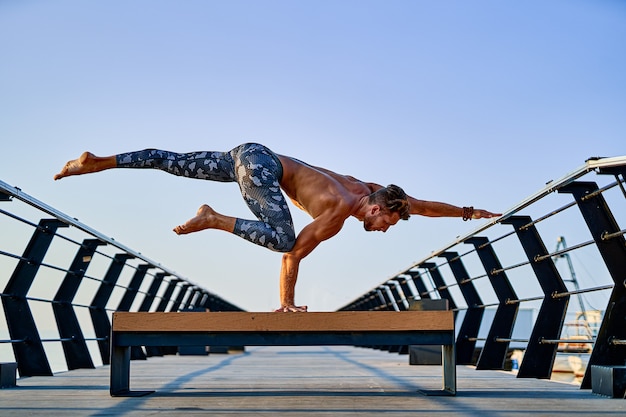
[
  {"xmin": 173, "ymin": 204, "xmax": 219, "ymax": 235},
  {"xmin": 273, "ymin": 305, "xmax": 308, "ymax": 312},
  {"xmin": 54, "ymin": 152, "xmax": 114, "ymax": 180}
]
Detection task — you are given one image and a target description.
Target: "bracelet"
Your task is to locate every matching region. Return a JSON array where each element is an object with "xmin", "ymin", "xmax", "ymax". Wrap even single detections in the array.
[{"xmin": 462, "ymin": 206, "xmax": 474, "ymax": 221}]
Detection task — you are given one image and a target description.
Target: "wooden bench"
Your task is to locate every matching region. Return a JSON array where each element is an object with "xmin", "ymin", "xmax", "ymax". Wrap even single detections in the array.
[{"xmin": 110, "ymin": 311, "xmax": 456, "ymax": 397}]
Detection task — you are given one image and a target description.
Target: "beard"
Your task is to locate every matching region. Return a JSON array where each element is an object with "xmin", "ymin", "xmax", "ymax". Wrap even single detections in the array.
[{"xmin": 363, "ymin": 217, "xmax": 374, "ymax": 231}]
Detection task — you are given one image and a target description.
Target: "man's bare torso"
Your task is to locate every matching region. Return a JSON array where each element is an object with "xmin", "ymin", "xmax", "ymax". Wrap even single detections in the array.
[{"xmin": 277, "ymin": 155, "xmax": 377, "ymax": 220}]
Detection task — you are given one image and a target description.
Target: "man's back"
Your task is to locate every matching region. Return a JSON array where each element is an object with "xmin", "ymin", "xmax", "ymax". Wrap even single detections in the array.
[{"xmin": 277, "ymin": 154, "xmax": 376, "ymax": 220}]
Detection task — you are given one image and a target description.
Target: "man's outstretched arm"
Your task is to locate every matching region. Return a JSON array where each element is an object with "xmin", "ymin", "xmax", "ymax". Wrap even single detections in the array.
[
  {"xmin": 363, "ymin": 182, "xmax": 500, "ymax": 220},
  {"xmin": 408, "ymin": 197, "xmax": 501, "ymax": 220}
]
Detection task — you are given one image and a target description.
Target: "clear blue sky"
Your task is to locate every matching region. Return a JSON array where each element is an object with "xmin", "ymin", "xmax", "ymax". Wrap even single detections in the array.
[{"xmin": 1, "ymin": 0, "xmax": 624, "ymax": 312}]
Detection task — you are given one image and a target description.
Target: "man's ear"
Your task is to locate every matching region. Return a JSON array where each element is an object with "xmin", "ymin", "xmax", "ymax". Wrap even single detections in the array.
[{"xmin": 370, "ymin": 205, "xmax": 381, "ymax": 215}]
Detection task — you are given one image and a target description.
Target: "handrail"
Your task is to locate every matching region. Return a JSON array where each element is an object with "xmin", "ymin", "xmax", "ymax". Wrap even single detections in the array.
[
  {"xmin": 377, "ymin": 155, "xmax": 626, "ymax": 294},
  {"xmin": 1, "ymin": 179, "xmax": 243, "ymax": 376},
  {"xmin": 0, "ymin": 179, "xmax": 184, "ymax": 282},
  {"xmin": 339, "ymin": 155, "xmax": 626, "ymax": 389}
]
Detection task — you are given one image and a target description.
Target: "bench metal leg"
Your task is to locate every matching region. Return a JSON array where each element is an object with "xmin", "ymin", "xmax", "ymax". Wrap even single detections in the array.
[
  {"xmin": 110, "ymin": 344, "xmax": 154, "ymax": 397},
  {"xmin": 419, "ymin": 343, "xmax": 456, "ymax": 396}
]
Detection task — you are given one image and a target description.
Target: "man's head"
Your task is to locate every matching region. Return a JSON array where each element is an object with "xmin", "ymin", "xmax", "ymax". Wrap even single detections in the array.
[{"xmin": 363, "ymin": 184, "xmax": 410, "ymax": 232}]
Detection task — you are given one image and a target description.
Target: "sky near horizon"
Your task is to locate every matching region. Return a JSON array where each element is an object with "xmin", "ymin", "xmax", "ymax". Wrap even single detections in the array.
[{"xmin": 1, "ymin": 0, "xmax": 625, "ymax": 312}]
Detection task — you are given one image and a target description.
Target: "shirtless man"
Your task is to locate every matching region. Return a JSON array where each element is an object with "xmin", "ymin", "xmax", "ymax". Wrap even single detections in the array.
[{"xmin": 54, "ymin": 143, "xmax": 501, "ymax": 312}]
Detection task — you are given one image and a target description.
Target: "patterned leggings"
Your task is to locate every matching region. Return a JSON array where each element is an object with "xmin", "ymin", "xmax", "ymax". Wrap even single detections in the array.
[{"xmin": 116, "ymin": 143, "xmax": 296, "ymax": 252}]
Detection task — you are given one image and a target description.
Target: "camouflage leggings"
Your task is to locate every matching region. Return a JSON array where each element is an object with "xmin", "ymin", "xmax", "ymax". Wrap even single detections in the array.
[{"xmin": 116, "ymin": 143, "xmax": 296, "ymax": 252}]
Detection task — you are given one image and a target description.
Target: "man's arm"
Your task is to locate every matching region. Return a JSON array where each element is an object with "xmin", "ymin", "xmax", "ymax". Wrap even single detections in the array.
[
  {"xmin": 277, "ymin": 211, "xmax": 347, "ymax": 312},
  {"xmin": 408, "ymin": 196, "xmax": 501, "ymax": 220},
  {"xmin": 365, "ymin": 182, "xmax": 500, "ymax": 220}
]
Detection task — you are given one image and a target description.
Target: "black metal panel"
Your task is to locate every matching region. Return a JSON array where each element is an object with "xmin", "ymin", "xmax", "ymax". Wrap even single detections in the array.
[
  {"xmin": 407, "ymin": 271, "xmax": 432, "ymax": 299},
  {"xmin": 466, "ymin": 236, "xmax": 520, "ymax": 370},
  {"xmin": 378, "ymin": 286, "xmax": 395, "ymax": 311},
  {"xmin": 345, "ymin": 290, "xmax": 379, "ymax": 311},
  {"xmin": 559, "ymin": 181, "xmax": 626, "ymax": 389},
  {"xmin": 201, "ymin": 293, "xmax": 217, "ymax": 311},
  {"xmin": 156, "ymin": 279, "xmax": 180, "ymax": 312},
  {"xmin": 169, "ymin": 283, "xmax": 190, "ymax": 312},
  {"xmin": 182, "ymin": 288, "xmax": 200, "ymax": 310},
  {"xmin": 117, "ymin": 264, "xmax": 153, "ymax": 312},
  {"xmin": 385, "ymin": 282, "xmax": 408, "ymax": 353},
  {"xmin": 138, "ymin": 273, "xmax": 167, "ymax": 312},
  {"xmin": 388, "ymin": 281, "xmax": 407, "ymax": 311},
  {"xmin": 117, "ymin": 264, "xmax": 153, "ymax": 360},
  {"xmin": 2, "ymin": 219, "xmax": 67, "ymax": 376},
  {"xmin": 139, "ymin": 273, "xmax": 168, "ymax": 358},
  {"xmin": 597, "ymin": 165, "xmax": 626, "ymax": 180},
  {"xmin": 397, "ymin": 276, "xmax": 416, "ymax": 304},
  {"xmin": 440, "ymin": 252, "xmax": 484, "ymax": 365},
  {"xmin": 502, "ymin": 216, "xmax": 569, "ymax": 379},
  {"xmin": 419, "ymin": 262, "xmax": 458, "ymax": 311},
  {"xmin": 53, "ymin": 239, "xmax": 105, "ymax": 370},
  {"xmin": 90, "ymin": 253, "xmax": 134, "ymax": 365}
]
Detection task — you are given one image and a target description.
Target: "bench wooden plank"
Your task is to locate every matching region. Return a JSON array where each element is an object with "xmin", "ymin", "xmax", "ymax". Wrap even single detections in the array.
[{"xmin": 112, "ymin": 311, "xmax": 454, "ymax": 332}]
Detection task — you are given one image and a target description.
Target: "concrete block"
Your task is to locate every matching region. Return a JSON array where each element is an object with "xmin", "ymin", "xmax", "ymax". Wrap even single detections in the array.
[
  {"xmin": 408, "ymin": 299, "xmax": 449, "ymax": 311},
  {"xmin": 0, "ymin": 363, "xmax": 17, "ymax": 388},
  {"xmin": 591, "ymin": 365, "xmax": 626, "ymax": 398}
]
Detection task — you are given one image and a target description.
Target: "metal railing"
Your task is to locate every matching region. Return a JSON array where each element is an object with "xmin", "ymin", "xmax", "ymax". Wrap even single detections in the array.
[
  {"xmin": 339, "ymin": 156, "xmax": 626, "ymax": 389},
  {"xmin": 0, "ymin": 180, "xmax": 243, "ymax": 377}
]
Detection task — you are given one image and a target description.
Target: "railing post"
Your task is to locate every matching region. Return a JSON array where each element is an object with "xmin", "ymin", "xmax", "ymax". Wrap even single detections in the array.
[
  {"xmin": 397, "ymin": 275, "xmax": 417, "ymax": 304},
  {"xmin": 407, "ymin": 271, "xmax": 432, "ymax": 299},
  {"xmin": 387, "ymin": 281, "xmax": 408, "ymax": 353},
  {"xmin": 440, "ymin": 252, "xmax": 484, "ymax": 365},
  {"xmin": 2, "ymin": 218, "xmax": 67, "ymax": 376},
  {"xmin": 118, "ymin": 264, "xmax": 154, "ymax": 360},
  {"xmin": 156, "ymin": 278, "xmax": 182, "ymax": 355},
  {"xmin": 169, "ymin": 283, "xmax": 191, "ymax": 312},
  {"xmin": 183, "ymin": 288, "xmax": 201, "ymax": 310},
  {"xmin": 418, "ymin": 262, "xmax": 458, "ymax": 311},
  {"xmin": 117, "ymin": 264, "xmax": 153, "ymax": 312},
  {"xmin": 156, "ymin": 278, "xmax": 180, "ymax": 312},
  {"xmin": 378, "ymin": 285, "xmax": 395, "ymax": 311},
  {"xmin": 89, "ymin": 253, "xmax": 134, "ymax": 365},
  {"xmin": 0, "ymin": 190, "xmax": 11, "ymax": 201},
  {"xmin": 138, "ymin": 272, "xmax": 167, "ymax": 312},
  {"xmin": 502, "ymin": 215, "xmax": 569, "ymax": 379},
  {"xmin": 559, "ymin": 179, "xmax": 626, "ymax": 389},
  {"xmin": 466, "ymin": 236, "xmax": 519, "ymax": 370},
  {"xmin": 388, "ymin": 281, "xmax": 407, "ymax": 311},
  {"xmin": 140, "ymin": 272, "xmax": 168, "ymax": 357},
  {"xmin": 53, "ymin": 238, "xmax": 106, "ymax": 370}
]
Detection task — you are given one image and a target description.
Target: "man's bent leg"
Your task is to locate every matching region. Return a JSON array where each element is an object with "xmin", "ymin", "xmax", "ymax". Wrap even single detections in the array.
[
  {"xmin": 231, "ymin": 144, "xmax": 296, "ymax": 252},
  {"xmin": 173, "ymin": 204, "xmax": 236, "ymax": 235}
]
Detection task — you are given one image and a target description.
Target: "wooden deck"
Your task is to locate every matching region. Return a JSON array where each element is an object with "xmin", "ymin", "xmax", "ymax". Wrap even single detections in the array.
[{"xmin": 1, "ymin": 346, "xmax": 625, "ymax": 416}]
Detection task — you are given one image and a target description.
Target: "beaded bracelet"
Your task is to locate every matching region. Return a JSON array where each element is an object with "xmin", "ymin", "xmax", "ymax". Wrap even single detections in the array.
[{"xmin": 462, "ymin": 206, "xmax": 474, "ymax": 221}]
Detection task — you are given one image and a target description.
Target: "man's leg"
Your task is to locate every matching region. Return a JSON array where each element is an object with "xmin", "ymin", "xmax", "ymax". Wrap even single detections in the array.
[
  {"xmin": 55, "ymin": 145, "xmax": 296, "ymax": 251},
  {"xmin": 230, "ymin": 143, "xmax": 296, "ymax": 253},
  {"xmin": 54, "ymin": 152, "xmax": 116, "ymax": 180},
  {"xmin": 54, "ymin": 149, "xmax": 236, "ymax": 182},
  {"xmin": 55, "ymin": 148, "xmax": 240, "ymax": 235}
]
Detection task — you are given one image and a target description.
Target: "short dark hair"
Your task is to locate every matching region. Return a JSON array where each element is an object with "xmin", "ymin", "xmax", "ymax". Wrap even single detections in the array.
[{"xmin": 368, "ymin": 184, "xmax": 410, "ymax": 220}]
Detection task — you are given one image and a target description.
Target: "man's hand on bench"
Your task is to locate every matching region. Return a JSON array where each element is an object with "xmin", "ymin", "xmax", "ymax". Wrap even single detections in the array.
[{"xmin": 273, "ymin": 305, "xmax": 308, "ymax": 312}]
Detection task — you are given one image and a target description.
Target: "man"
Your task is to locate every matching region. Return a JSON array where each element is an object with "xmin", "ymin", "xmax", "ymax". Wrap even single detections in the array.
[{"xmin": 54, "ymin": 143, "xmax": 501, "ymax": 312}]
